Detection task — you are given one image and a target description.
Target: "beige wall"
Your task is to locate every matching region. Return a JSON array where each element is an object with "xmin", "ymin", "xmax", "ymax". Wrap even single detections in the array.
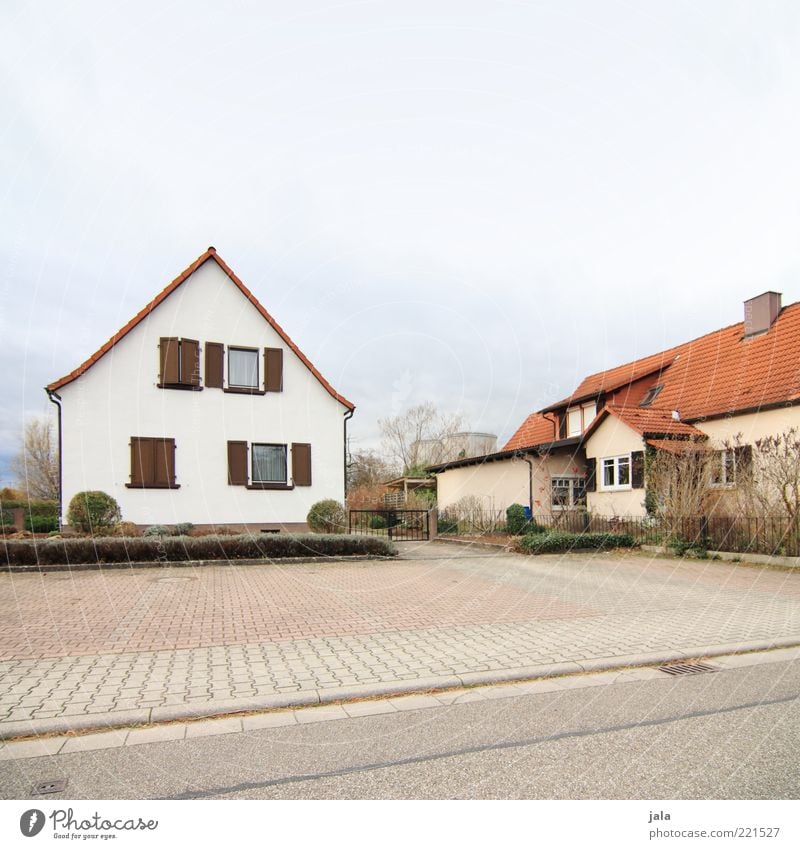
[
  {"xmin": 435, "ymin": 450, "xmax": 585, "ymax": 517},
  {"xmin": 585, "ymin": 416, "xmax": 647, "ymax": 517},
  {"xmin": 695, "ymin": 407, "xmax": 800, "ymax": 445}
]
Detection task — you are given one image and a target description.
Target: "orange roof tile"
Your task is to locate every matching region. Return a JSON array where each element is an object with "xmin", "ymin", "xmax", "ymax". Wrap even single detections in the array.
[
  {"xmin": 502, "ymin": 412, "xmax": 557, "ymax": 451},
  {"xmin": 508, "ymin": 299, "xmax": 800, "ymax": 450},
  {"xmin": 46, "ymin": 248, "xmax": 355, "ymax": 410},
  {"xmin": 595, "ymin": 406, "xmax": 706, "ymax": 438}
]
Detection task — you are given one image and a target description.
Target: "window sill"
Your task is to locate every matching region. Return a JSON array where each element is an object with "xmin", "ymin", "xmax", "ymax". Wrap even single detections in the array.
[
  {"xmin": 598, "ymin": 486, "xmax": 631, "ymax": 493},
  {"xmin": 224, "ymin": 387, "xmax": 267, "ymax": 396},
  {"xmin": 246, "ymin": 482, "xmax": 295, "ymax": 490},
  {"xmin": 158, "ymin": 384, "xmax": 202, "ymax": 391},
  {"xmin": 125, "ymin": 484, "xmax": 181, "ymax": 489}
]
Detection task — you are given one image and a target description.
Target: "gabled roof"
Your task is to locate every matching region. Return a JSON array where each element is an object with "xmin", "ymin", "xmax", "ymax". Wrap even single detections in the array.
[
  {"xmin": 46, "ymin": 247, "xmax": 355, "ymax": 410},
  {"xmin": 541, "ymin": 354, "xmax": 679, "ymax": 412},
  {"xmin": 584, "ymin": 405, "xmax": 706, "ymax": 440},
  {"xmin": 506, "ymin": 297, "xmax": 800, "ymax": 455},
  {"xmin": 502, "ymin": 412, "xmax": 556, "ymax": 451}
]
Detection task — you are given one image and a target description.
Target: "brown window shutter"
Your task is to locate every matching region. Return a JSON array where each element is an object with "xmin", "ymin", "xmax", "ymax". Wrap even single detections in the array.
[
  {"xmin": 160, "ymin": 337, "xmax": 180, "ymax": 384},
  {"xmin": 154, "ymin": 438, "xmax": 176, "ymax": 486},
  {"xmin": 631, "ymin": 451, "xmax": 645, "ymax": 489},
  {"xmin": 584, "ymin": 459, "xmax": 597, "ymax": 493},
  {"xmin": 292, "ymin": 443, "xmax": 312, "ymax": 486},
  {"xmin": 227, "ymin": 441, "xmax": 248, "ymax": 485},
  {"xmin": 205, "ymin": 342, "xmax": 224, "ymax": 388},
  {"xmin": 264, "ymin": 348, "xmax": 283, "ymax": 392},
  {"xmin": 131, "ymin": 437, "xmax": 154, "ymax": 486},
  {"xmin": 180, "ymin": 339, "xmax": 200, "ymax": 386}
]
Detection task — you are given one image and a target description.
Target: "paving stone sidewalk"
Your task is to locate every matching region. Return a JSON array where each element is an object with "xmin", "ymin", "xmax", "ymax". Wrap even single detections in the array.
[{"xmin": 1, "ymin": 543, "xmax": 799, "ymax": 736}]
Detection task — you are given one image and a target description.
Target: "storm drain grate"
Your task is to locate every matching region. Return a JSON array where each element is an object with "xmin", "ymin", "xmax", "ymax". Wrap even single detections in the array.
[
  {"xmin": 32, "ymin": 778, "xmax": 67, "ymax": 795},
  {"xmin": 658, "ymin": 661, "xmax": 718, "ymax": 676}
]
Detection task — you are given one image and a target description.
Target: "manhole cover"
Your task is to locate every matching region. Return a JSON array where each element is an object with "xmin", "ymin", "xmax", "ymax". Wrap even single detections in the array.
[
  {"xmin": 32, "ymin": 778, "xmax": 67, "ymax": 794},
  {"xmin": 658, "ymin": 661, "xmax": 717, "ymax": 676},
  {"xmin": 153, "ymin": 576, "xmax": 196, "ymax": 583}
]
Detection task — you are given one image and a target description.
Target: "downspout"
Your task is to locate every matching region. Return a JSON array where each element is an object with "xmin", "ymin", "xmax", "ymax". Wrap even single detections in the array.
[
  {"xmin": 519, "ymin": 452, "xmax": 535, "ymax": 514},
  {"xmin": 343, "ymin": 407, "xmax": 355, "ymax": 499},
  {"xmin": 542, "ymin": 411, "xmax": 558, "ymax": 440},
  {"xmin": 46, "ymin": 388, "xmax": 63, "ymax": 529}
]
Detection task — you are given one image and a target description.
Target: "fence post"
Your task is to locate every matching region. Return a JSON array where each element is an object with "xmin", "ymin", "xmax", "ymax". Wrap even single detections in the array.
[{"xmin": 428, "ymin": 508, "xmax": 438, "ymax": 540}]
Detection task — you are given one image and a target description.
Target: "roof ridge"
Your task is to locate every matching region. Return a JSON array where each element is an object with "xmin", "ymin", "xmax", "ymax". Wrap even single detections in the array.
[{"xmin": 46, "ymin": 248, "xmax": 355, "ymax": 410}]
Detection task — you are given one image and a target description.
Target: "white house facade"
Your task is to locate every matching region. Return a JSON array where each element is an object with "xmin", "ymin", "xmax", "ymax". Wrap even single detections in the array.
[{"xmin": 46, "ymin": 248, "xmax": 355, "ymax": 531}]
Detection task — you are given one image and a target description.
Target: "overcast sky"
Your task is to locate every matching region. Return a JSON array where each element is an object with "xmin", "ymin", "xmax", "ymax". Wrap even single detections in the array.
[{"xmin": 2, "ymin": 0, "xmax": 800, "ymax": 483}]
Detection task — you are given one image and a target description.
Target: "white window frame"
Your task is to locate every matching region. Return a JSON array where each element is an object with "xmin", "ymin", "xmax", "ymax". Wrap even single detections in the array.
[
  {"xmin": 600, "ymin": 454, "xmax": 632, "ymax": 490},
  {"xmin": 551, "ymin": 477, "xmax": 585, "ymax": 510},
  {"xmin": 566, "ymin": 402, "xmax": 598, "ymax": 437},
  {"xmin": 228, "ymin": 346, "xmax": 259, "ymax": 389},
  {"xmin": 710, "ymin": 449, "xmax": 736, "ymax": 488}
]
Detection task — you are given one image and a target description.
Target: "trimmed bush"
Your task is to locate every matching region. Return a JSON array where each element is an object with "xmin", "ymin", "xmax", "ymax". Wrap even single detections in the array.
[
  {"xmin": 66, "ymin": 491, "xmax": 121, "ymax": 534},
  {"xmin": 505, "ymin": 504, "xmax": 528, "ymax": 535},
  {"xmin": 174, "ymin": 522, "xmax": 195, "ymax": 536},
  {"xmin": 0, "ymin": 499, "xmax": 58, "ymax": 517},
  {"xmin": 111, "ymin": 522, "xmax": 140, "ymax": 538},
  {"xmin": 369, "ymin": 515, "xmax": 387, "ymax": 530},
  {"xmin": 25, "ymin": 515, "xmax": 59, "ymax": 533},
  {"xmin": 1, "ymin": 533, "xmax": 397, "ymax": 566},
  {"xmin": 307, "ymin": 500, "xmax": 346, "ymax": 534},
  {"xmin": 518, "ymin": 531, "xmax": 636, "ymax": 555},
  {"xmin": 143, "ymin": 525, "xmax": 170, "ymax": 537}
]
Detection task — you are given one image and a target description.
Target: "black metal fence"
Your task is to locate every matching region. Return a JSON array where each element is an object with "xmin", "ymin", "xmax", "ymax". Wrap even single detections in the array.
[
  {"xmin": 438, "ymin": 509, "xmax": 800, "ymax": 557},
  {"xmin": 349, "ymin": 510, "xmax": 430, "ymax": 542}
]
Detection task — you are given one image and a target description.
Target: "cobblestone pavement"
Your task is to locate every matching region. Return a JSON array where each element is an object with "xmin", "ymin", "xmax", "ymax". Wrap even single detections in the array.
[{"xmin": 1, "ymin": 543, "xmax": 799, "ymax": 730}]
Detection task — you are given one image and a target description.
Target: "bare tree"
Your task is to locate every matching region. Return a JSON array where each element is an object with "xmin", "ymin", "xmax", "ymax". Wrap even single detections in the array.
[
  {"xmin": 11, "ymin": 417, "xmax": 59, "ymax": 501},
  {"xmin": 645, "ymin": 438, "xmax": 718, "ymax": 535},
  {"xmin": 733, "ymin": 428, "xmax": 800, "ymax": 529},
  {"xmin": 379, "ymin": 402, "xmax": 464, "ymax": 475},
  {"xmin": 347, "ymin": 450, "xmax": 393, "ymax": 490}
]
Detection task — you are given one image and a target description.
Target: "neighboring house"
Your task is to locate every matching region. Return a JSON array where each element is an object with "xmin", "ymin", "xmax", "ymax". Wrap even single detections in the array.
[
  {"xmin": 46, "ymin": 248, "xmax": 355, "ymax": 531},
  {"xmin": 430, "ymin": 291, "xmax": 800, "ymax": 519}
]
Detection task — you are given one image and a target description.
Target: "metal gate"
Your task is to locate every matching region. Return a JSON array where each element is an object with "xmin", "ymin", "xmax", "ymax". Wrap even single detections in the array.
[{"xmin": 349, "ymin": 509, "xmax": 430, "ymax": 541}]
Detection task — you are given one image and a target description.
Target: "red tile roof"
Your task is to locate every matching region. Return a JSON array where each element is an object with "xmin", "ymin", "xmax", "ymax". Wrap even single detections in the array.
[
  {"xmin": 502, "ymin": 412, "xmax": 556, "ymax": 451},
  {"xmin": 46, "ymin": 248, "xmax": 355, "ymax": 410},
  {"xmin": 590, "ymin": 406, "xmax": 706, "ymax": 439},
  {"xmin": 506, "ymin": 299, "xmax": 800, "ymax": 451}
]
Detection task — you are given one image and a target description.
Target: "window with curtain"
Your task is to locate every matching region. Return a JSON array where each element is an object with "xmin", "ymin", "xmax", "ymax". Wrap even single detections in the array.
[
  {"xmin": 252, "ymin": 444, "xmax": 287, "ymax": 483},
  {"xmin": 229, "ymin": 347, "xmax": 259, "ymax": 388}
]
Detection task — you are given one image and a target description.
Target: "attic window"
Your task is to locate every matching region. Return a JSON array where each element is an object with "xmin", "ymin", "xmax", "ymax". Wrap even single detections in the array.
[{"xmin": 639, "ymin": 384, "xmax": 664, "ymax": 408}]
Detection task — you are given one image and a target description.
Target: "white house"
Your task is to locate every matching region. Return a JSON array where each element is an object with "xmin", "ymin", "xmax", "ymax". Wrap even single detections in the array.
[{"xmin": 46, "ymin": 248, "xmax": 355, "ymax": 532}]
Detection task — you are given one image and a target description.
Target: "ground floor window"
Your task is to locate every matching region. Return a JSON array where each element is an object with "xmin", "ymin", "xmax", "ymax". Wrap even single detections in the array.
[
  {"xmin": 601, "ymin": 454, "xmax": 631, "ymax": 489},
  {"xmin": 252, "ymin": 444, "xmax": 287, "ymax": 483},
  {"xmin": 551, "ymin": 477, "xmax": 586, "ymax": 509},
  {"xmin": 710, "ymin": 449, "xmax": 737, "ymax": 487}
]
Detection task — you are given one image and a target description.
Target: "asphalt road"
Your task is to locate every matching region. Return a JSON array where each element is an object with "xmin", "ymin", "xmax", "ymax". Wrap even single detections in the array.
[{"xmin": 2, "ymin": 659, "xmax": 798, "ymax": 800}]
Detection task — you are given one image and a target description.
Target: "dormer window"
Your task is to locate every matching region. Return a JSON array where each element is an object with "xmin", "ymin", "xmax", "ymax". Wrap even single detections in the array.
[
  {"xmin": 565, "ymin": 401, "xmax": 597, "ymax": 437},
  {"xmin": 639, "ymin": 384, "xmax": 664, "ymax": 408}
]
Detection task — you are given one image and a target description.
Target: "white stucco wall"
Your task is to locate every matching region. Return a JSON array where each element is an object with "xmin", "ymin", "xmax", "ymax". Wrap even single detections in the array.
[{"xmin": 56, "ymin": 260, "xmax": 349, "ymax": 527}]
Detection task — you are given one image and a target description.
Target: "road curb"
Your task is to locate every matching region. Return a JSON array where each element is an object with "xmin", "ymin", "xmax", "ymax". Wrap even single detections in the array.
[{"xmin": 3, "ymin": 636, "xmax": 799, "ymax": 741}]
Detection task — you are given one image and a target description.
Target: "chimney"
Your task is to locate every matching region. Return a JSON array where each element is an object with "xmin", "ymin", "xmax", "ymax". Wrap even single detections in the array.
[{"xmin": 744, "ymin": 291, "xmax": 782, "ymax": 337}]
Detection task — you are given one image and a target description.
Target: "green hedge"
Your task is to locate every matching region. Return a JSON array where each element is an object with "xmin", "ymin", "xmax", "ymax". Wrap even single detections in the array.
[
  {"xmin": 24, "ymin": 515, "xmax": 60, "ymax": 533},
  {"xmin": 0, "ymin": 499, "xmax": 58, "ymax": 517},
  {"xmin": 519, "ymin": 531, "xmax": 636, "ymax": 554},
  {"xmin": 1, "ymin": 533, "xmax": 397, "ymax": 566}
]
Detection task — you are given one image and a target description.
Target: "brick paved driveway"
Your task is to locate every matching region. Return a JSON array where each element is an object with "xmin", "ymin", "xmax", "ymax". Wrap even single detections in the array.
[{"xmin": 1, "ymin": 543, "xmax": 799, "ymax": 730}]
